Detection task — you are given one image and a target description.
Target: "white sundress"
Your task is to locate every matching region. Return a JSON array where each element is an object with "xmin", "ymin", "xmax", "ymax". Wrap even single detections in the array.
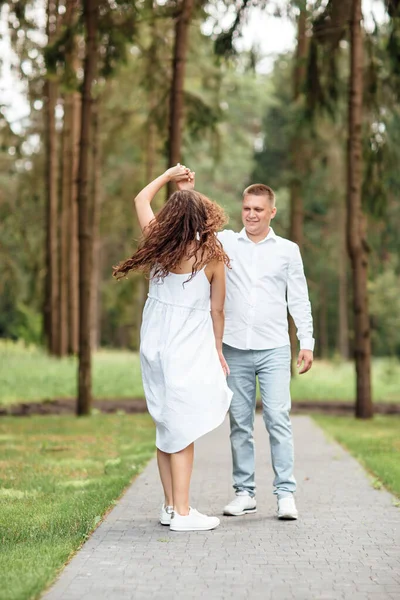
[{"xmin": 140, "ymin": 267, "xmax": 233, "ymax": 453}]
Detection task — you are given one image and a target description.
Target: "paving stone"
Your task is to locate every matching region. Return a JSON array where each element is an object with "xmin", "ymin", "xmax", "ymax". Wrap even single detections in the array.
[{"xmin": 43, "ymin": 415, "xmax": 400, "ymax": 600}]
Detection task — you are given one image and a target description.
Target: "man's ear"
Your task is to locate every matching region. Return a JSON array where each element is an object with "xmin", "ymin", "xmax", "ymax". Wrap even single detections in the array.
[{"xmin": 271, "ymin": 207, "xmax": 277, "ymax": 219}]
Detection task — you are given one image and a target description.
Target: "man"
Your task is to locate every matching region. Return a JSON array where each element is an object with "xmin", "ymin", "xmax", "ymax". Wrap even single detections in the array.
[
  {"xmin": 178, "ymin": 174, "xmax": 314, "ymax": 520},
  {"xmin": 218, "ymin": 183, "xmax": 314, "ymax": 520}
]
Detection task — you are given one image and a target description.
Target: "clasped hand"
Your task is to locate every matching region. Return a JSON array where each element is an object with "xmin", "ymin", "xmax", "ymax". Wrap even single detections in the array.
[
  {"xmin": 165, "ymin": 163, "xmax": 195, "ymax": 190},
  {"xmin": 165, "ymin": 163, "xmax": 195, "ymax": 186}
]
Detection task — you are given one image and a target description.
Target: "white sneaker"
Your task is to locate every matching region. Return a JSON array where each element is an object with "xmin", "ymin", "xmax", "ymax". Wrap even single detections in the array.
[
  {"xmin": 277, "ymin": 496, "xmax": 298, "ymax": 520},
  {"xmin": 223, "ymin": 491, "xmax": 257, "ymax": 516},
  {"xmin": 159, "ymin": 504, "xmax": 173, "ymax": 525},
  {"xmin": 170, "ymin": 508, "xmax": 220, "ymax": 531}
]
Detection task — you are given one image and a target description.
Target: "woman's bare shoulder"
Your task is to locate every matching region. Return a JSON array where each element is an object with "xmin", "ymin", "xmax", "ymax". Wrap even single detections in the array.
[{"xmin": 204, "ymin": 258, "xmax": 225, "ymax": 281}]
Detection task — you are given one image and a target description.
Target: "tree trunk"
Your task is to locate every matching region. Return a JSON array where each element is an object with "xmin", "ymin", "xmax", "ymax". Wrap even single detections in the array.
[
  {"xmin": 166, "ymin": 0, "xmax": 195, "ymax": 198},
  {"xmin": 319, "ymin": 275, "xmax": 328, "ymax": 359},
  {"xmin": 58, "ymin": 92, "xmax": 72, "ymax": 356},
  {"xmin": 289, "ymin": 8, "xmax": 308, "ymax": 369},
  {"xmin": 91, "ymin": 99, "xmax": 102, "ymax": 350},
  {"xmin": 77, "ymin": 0, "xmax": 98, "ymax": 415},
  {"xmin": 44, "ymin": 0, "xmax": 60, "ymax": 355},
  {"xmin": 338, "ymin": 196, "xmax": 349, "ymax": 359},
  {"xmin": 68, "ymin": 90, "xmax": 80, "ymax": 355},
  {"xmin": 58, "ymin": 0, "xmax": 80, "ymax": 357},
  {"xmin": 347, "ymin": 0, "xmax": 373, "ymax": 418},
  {"xmin": 145, "ymin": 0, "xmax": 157, "ymax": 184}
]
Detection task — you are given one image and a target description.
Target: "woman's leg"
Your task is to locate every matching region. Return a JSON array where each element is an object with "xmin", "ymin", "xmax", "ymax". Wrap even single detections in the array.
[
  {"xmin": 170, "ymin": 443, "xmax": 194, "ymax": 515},
  {"xmin": 157, "ymin": 449, "xmax": 173, "ymax": 507}
]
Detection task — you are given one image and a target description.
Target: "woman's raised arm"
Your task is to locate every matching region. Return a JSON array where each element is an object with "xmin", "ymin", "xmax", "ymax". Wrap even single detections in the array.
[{"xmin": 134, "ymin": 165, "xmax": 191, "ymax": 235}]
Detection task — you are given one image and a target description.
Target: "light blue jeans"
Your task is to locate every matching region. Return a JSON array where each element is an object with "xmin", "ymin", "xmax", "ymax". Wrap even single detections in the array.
[{"xmin": 223, "ymin": 343, "xmax": 296, "ymax": 498}]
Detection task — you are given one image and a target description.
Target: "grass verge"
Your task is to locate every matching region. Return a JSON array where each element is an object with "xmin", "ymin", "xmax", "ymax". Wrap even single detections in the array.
[
  {"xmin": 0, "ymin": 414, "xmax": 155, "ymax": 600},
  {"xmin": 314, "ymin": 415, "xmax": 400, "ymax": 500},
  {"xmin": 1, "ymin": 341, "xmax": 400, "ymax": 406}
]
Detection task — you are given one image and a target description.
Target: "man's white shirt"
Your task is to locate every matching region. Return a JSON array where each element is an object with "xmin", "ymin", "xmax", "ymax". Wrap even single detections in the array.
[{"xmin": 217, "ymin": 227, "xmax": 315, "ymax": 352}]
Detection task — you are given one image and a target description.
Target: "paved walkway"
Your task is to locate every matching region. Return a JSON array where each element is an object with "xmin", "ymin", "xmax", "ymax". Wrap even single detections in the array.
[{"xmin": 43, "ymin": 416, "xmax": 400, "ymax": 600}]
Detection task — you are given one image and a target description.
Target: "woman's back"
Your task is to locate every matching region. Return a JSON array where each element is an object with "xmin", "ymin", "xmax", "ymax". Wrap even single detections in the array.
[{"xmin": 149, "ymin": 268, "xmax": 211, "ymax": 311}]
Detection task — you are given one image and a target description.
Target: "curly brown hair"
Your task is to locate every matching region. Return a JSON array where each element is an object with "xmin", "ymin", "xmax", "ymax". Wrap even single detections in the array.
[{"xmin": 113, "ymin": 190, "xmax": 231, "ymax": 282}]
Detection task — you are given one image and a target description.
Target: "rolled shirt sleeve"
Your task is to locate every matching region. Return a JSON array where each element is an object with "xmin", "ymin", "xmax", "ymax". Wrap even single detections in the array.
[{"xmin": 287, "ymin": 244, "xmax": 315, "ymax": 352}]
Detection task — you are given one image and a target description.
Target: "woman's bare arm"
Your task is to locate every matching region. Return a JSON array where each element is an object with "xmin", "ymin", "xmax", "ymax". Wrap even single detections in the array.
[
  {"xmin": 209, "ymin": 260, "xmax": 230, "ymax": 376},
  {"xmin": 134, "ymin": 165, "xmax": 191, "ymax": 235}
]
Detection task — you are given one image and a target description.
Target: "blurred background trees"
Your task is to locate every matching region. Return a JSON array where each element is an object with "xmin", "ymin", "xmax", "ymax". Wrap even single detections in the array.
[{"xmin": 1, "ymin": 0, "xmax": 399, "ymax": 415}]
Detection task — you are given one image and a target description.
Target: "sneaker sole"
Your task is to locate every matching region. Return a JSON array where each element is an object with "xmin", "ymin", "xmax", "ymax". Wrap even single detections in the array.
[
  {"xmin": 170, "ymin": 523, "xmax": 220, "ymax": 532},
  {"xmin": 160, "ymin": 519, "xmax": 171, "ymax": 526},
  {"xmin": 223, "ymin": 507, "xmax": 257, "ymax": 517},
  {"xmin": 278, "ymin": 513, "xmax": 298, "ymax": 520}
]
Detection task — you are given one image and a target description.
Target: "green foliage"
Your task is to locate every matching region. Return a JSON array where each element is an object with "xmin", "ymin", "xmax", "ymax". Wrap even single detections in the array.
[
  {"xmin": 1, "ymin": 1, "xmax": 400, "ymax": 363},
  {"xmin": 6, "ymin": 304, "xmax": 43, "ymax": 346},
  {"xmin": 0, "ymin": 413, "xmax": 155, "ymax": 600},
  {"xmin": 252, "ymin": 28, "xmax": 400, "ymax": 359},
  {"xmin": 184, "ymin": 90, "xmax": 222, "ymax": 139},
  {"xmin": 98, "ymin": 0, "xmax": 139, "ymax": 78}
]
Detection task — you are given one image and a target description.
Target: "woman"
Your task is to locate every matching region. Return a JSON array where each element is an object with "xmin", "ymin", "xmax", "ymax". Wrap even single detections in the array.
[{"xmin": 113, "ymin": 164, "xmax": 232, "ymax": 532}]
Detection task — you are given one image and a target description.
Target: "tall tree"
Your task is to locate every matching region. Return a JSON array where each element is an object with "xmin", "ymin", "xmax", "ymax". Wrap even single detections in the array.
[
  {"xmin": 59, "ymin": 0, "xmax": 80, "ymax": 356},
  {"xmin": 338, "ymin": 190, "xmax": 349, "ymax": 359},
  {"xmin": 44, "ymin": 0, "xmax": 60, "ymax": 355},
  {"xmin": 167, "ymin": 0, "xmax": 195, "ymax": 197},
  {"xmin": 289, "ymin": 6, "xmax": 309, "ymax": 366},
  {"xmin": 77, "ymin": 0, "xmax": 98, "ymax": 415},
  {"xmin": 68, "ymin": 85, "xmax": 81, "ymax": 355},
  {"xmin": 347, "ymin": 0, "xmax": 373, "ymax": 418},
  {"xmin": 90, "ymin": 98, "xmax": 101, "ymax": 350},
  {"xmin": 59, "ymin": 81, "xmax": 72, "ymax": 356}
]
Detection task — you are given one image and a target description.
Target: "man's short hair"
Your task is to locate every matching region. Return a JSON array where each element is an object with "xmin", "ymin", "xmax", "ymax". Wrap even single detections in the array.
[{"xmin": 243, "ymin": 184, "xmax": 275, "ymax": 206}]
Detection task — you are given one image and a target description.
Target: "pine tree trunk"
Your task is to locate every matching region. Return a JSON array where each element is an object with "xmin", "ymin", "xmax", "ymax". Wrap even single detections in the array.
[
  {"xmin": 289, "ymin": 8, "xmax": 308, "ymax": 369},
  {"xmin": 59, "ymin": 93, "xmax": 72, "ymax": 356},
  {"xmin": 145, "ymin": 0, "xmax": 156, "ymax": 184},
  {"xmin": 91, "ymin": 99, "xmax": 101, "ymax": 350},
  {"xmin": 319, "ymin": 276, "xmax": 328, "ymax": 359},
  {"xmin": 77, "ymin": 0, "xmax": 98, "ymax": 415},
  {"xmin": 347, "ymin": 0, "xmax": 373, "ymax": 418},
  {"xmin": 338, "ymin": 197, "xmax": 349, "ymax": 359},
  {"xmin": 44, "ymin": 0, "xmax": 60, "ymax": 355},
  {"xmin": 68, "ymin": 90, "xmax": 80, "ymax": 355},
  {"xmin": 166, "ymin": 0, "xmax": 195, "ymax": 198},
  {"xmin": 60, "ymin": 0, "xmax": 80, "ymax": 357}
]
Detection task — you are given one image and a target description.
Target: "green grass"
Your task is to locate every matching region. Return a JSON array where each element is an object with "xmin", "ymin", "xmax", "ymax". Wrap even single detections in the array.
[
  {"xmin": 0, "ymin": 414, "xmax": 155, "ymax": 600},
  {"xmin": 1, "ymin": 340, "xmax": 399, "ymax": 406},
  {"xmin": 314, "ymin": 415, "xmax": 400, "ymax": 500},
  {"xmin": 291, "ymin": 357, "xmax": 400, "ymax": 403},
  {"xmin": 0, "ymin": 341, "xmax": 144, "ymax": 406}
]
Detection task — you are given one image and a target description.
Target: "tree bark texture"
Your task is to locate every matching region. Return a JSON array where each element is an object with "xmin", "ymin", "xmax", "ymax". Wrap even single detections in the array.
[
  {"xmin": 68, "ymin": 91, "xmax": 81, "ymax": 355},
  {"xmin": 44, "ymin": 0, "xmax": 60, "ymax": 355},
  {"xmin": 319, "ymin": 271, "xmax": 328, "ymax": 358},
  {"xmin": 145, "ymin": 0, "xmax": 157, "ymax": 184},
  {"xmin": 91, "ymin": 99, "xmax": 101, "ymax": 350},
  {"xmin": 166, "ymin": 0, "xmax": 195, "ymax": 198},
  {"xmin": 347, "ymin": 0, "xmax": 373, "ymax": 418},
  {"xmin": 338, "ymin": 196, "xmax": 350, "ymax": 359},
  {"xmin": 59, "ymin": 92, "xmax": 72, "ymax": 355},
  {"xmin": 59, "ymin": 0, "xmax": 80, "ymax": 356},
  {"xmin": 289, "ymin": 8, "xmax": 308, "ymax": 368},
  {"xmin": 77, "ymin": 0, "xmax": 98, "ymax": 415}
]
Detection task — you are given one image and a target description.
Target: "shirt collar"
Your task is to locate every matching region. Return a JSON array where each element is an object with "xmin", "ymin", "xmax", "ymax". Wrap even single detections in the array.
[{"xmin": 238, "ymin": 226, "xmax": 277, "ymax": 244}]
